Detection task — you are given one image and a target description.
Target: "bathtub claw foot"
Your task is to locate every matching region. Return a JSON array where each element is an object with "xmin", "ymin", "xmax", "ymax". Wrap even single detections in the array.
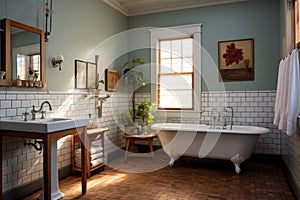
[
  {"xmin": 168, "ymin": 152, "xmax": 180, "ymax": 167},
  {"xmin": 169, "ymin": 159, "xmax": 175, "ymax": 167},
  {"xmin": 230, "ymin": 154, "xmax": 245, "ymax": 174}
]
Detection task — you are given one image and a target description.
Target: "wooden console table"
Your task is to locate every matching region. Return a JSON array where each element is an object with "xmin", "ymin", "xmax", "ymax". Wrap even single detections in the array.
[
  {"xmin": 123, "ymin": 133, "xmax": 158, "ymax": 160},
  {"xmin": 0, "ymin": 127, "xmax": 88, "ymax": 200}
]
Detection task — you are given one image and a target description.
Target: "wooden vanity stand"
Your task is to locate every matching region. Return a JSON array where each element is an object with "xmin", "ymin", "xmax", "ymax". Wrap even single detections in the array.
[{"xmin": 0, "ymin": 127, "xmax": 88, "ymax": 200}]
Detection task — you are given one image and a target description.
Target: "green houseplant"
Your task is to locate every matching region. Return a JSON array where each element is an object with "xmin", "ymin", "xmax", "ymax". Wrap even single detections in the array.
[
  {"xmin": 135, "ymin": 102, "xmax": 155, "ymax": 128},
  {"xmin": 122, "ymin": 57, "xmax": 146, "ymax": 122}
]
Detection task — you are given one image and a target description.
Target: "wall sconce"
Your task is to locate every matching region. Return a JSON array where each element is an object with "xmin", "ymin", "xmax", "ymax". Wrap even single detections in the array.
[
  {"xmin": 52, "ymin": 55, "xmax": 64, "ymax": 70},
  {"xmin": 44, "ymin": 0, "xmax": 53, "ymax": 42}
]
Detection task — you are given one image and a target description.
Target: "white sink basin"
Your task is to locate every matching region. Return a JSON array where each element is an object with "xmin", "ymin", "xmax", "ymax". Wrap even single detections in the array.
[{"xmin": 0, "ymin": 118, "xmax": 88, "ymax": 133}]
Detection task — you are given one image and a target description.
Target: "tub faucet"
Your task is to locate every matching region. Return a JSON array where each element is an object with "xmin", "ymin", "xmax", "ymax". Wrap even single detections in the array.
[
  {"xmin": 225, "ymin": 106, "xmax": 233, "ymax": 130},
  {"xmin": 31, "ymin": 101, "xmax": 52, "ymax": 120}
]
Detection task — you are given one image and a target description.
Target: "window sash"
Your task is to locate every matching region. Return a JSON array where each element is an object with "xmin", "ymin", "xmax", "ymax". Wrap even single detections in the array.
[
  {"xmin": 158, "ymin": 73, "xmax": 194, "ymax": 110},
  {"xmin": 158, "ymin": 37, "xmax": 194, "ymax": 110}
]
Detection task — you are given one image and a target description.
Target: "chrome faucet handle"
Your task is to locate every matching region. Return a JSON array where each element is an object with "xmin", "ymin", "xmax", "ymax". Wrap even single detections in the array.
[
  {"xmin": 22, "ymin": 112, "xmax": 29, "ymax": 121},
  {"xmin": 31, "ymin": 105, "xmax": 36, "ymax": 120},
  {"xmin": 41, "ymin": 111, "xmax": 46, "ymax": 119},
  {"xmin": 31, "ymin": 111, "xmax": 36, "ymax": 120}
]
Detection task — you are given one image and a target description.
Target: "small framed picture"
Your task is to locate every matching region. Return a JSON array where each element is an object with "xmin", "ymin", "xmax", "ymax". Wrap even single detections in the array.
[
  {"xmin": 75, "ymin": 60, "xmax": 87, "ymax": 89},
  {"xmin": 105, "ymin": 69, "xmax": 118, "ymax": 91},
  {"xmin": 75, "ymin": 60, "xmax": 97, "ymax": 89},
  {"xmin": 218, "ymin": 38, "xmax": 254, "ymax": 82}
]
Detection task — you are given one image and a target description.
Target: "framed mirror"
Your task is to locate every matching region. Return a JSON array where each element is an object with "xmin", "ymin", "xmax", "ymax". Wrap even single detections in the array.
[
  {"xmin": 0, "ymin": 20, "xmax": 9, "ymax": 86},
  {"xmin": 2, "ymin": 18, "xmax": 45, "ymax": 87}
]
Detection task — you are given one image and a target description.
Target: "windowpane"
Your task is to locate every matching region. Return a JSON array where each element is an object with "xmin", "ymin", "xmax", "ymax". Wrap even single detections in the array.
[
  {"xmin": 17, "ymin": 54, "xmax": 27, "ymax": 80},
  {"xmin": 159, "ymin": 87, "xmax": 193, "ymax": 109},
  {"xmin": 182, "ymin": 38, "xmax": 193, "ymax": 57},
  {"xmin": 159, "ymin": 74, "xmax": 193, "ymax": 109},
  {"xmin": 172, "ymin": 58, "xmax": 181, "ymax": 73},
  {"xmin": 160, "ymin": 74, "xmax": 192, "ymax": 89},
  {"xmin": 160, "ymin": 59, "xmax": 171, "ymax": 73},
  {"xmin": 182, "ymin": 58, "xmax": 193, "ymax": 72},
  {"xmin": 171, "ymin": 40, "xmax": 181, "ymax": 58},
  {"xmin": 32, "ymin": 54, "xmax": 40, "ymax": 71},
  {"xmin": 160, "ymin": 41, "xmax": 171, "ymax": 58}
]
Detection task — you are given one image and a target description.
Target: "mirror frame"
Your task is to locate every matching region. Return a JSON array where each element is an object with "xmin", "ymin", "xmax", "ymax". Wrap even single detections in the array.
[{"xmin": 2, "ymin": 18, "xmax": 45, "ymax": 87}]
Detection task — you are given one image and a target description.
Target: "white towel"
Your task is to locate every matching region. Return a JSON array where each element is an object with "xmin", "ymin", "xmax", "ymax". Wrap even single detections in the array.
[
  {"xmin": 91, "ymin": 152, "xmax": 103, "ymax": 161},
  {"xmin": 274, "ymin": 58, "xmax": 286, "ymax": 125},
  {"xmin": 278, "ymin": 55, "xmax": 290, "ymax": 130},
  {"xmin": 75, "ymin": 147, "xmax": 103, "ymax": 155},
  {"xmin": 75, "ymin": 152, "xmax": 103, "ymax": 160},
  {"xmin": 91, "ymin": 140, "xmax": 102, "ymax": 147},
  {"xmin": 75, "ymin": 158, "xmax": 104, "ymax": 168},
  {"xmin": 274, "ymin": 49, "xmax": 300, "ymax": 136},
  {"xmin": 286, "ymin": 49, "xmax": 300, "ymax": 135}
]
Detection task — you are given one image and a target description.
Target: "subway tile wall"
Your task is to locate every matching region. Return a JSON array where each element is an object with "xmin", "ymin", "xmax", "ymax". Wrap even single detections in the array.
[
  {"xmin": 282, "ymin": 132, "xmax": 300, "ymax": 195},
  {"xmin": 0, "ymin": 90, "xmax": 128, "ymax": 192},
  {"xmin": 0, "ymin": 89, "xmax": 291, "ymax": 193},
  {"xmin": 137, "ymin": 90, "xmax": 281, "ymax": 155}
]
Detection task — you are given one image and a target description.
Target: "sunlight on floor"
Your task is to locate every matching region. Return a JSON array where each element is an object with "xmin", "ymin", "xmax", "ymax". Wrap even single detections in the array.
[
  {"xmin": 72, "ymin": 172, "xmax": 128, "ymax": 192},
  {"xmin": 88, "ymin": 173, "xmax": 127, "ymax": 188}
]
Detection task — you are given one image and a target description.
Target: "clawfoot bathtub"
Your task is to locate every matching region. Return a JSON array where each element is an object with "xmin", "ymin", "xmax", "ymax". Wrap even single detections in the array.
[{"xmin": 151, "ymin": 123, "xmax": 269, "ymax": 174}]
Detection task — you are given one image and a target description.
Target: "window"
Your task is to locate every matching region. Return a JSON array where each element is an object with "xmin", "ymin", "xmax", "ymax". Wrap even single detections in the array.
[
  {"xmin": 158, "ymin": 38, "xmax": 194, "ymax": 110},
  {"xmin": 16, "ymin": 53, "xmax": 40, "ymax": 80},
  {"xmin": 150, "ymin": 24, "xmax": 202, "ymax": 114}
]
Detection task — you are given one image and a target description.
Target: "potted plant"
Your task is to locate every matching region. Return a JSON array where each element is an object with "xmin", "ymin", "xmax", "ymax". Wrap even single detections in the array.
[{"xmin": 135, "ymin": 102, "xmax": 155, "ymax": 133}]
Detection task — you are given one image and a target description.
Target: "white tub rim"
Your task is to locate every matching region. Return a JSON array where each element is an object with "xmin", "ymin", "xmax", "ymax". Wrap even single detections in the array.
[{"xmin": 151, "ymin": 123, "xmax": 269, "ymax": 135}]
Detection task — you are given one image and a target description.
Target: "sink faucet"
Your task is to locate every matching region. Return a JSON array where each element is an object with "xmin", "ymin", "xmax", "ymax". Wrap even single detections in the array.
[
  {"xmin": 96, "ymin": 94, "xmax": 110, "ymax": 118},
  {"xmin": 31, "ymin": 101, "xmax": 52, "ymax": 120},
  {"xmin": 210, "ymin": 108, "xmax": 218, "ymax": 129},
  {"xmin": 225, "ymin": 106, "xmax": 233, "ymax": 130}
]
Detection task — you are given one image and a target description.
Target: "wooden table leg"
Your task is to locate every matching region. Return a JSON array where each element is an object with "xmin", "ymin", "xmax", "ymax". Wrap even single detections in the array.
[
  {"xmin": 148, "ymin": 138, "xmax": 154, "ymax": 160},
  {"xmin": 43, "ymin": 136, "xmax": 51, "ymax": 200},
  {"xmin": 81, "ymin": 127, "xmax": 87, "ymax": 195},
  {"xmin": 124, "ymin": 138, "xmax": 131, "ymax": 160}
]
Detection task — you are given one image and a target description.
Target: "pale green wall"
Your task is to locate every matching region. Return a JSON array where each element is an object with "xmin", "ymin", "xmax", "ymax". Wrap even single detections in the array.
[
  {"xmin": 0, "ymin": 0, "xmax": 127, "ymax": 91},
  {"xmin": 128, "ymin": 0, "xmax": 281, "ymax": 91},
  {"xmin": 0, "ymin": 0, "xmax": 282, "ymax": 91}
]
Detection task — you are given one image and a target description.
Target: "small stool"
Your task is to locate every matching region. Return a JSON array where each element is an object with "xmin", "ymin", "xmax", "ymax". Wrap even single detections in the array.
[{"xmin": 123, "ymin": 133, "xmax": 158, "ymax": 160}]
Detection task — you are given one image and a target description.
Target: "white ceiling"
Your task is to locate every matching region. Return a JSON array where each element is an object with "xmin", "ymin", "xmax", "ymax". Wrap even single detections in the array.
[{"xmin": 103, "ymin": 0, "xmax": 247, "ymax": 16}]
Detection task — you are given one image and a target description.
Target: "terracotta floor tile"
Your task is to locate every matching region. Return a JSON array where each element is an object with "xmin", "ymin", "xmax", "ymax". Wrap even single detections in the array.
[{"xmin": 23, "ymin": 154, "xmax": 295, "ymax": 200}]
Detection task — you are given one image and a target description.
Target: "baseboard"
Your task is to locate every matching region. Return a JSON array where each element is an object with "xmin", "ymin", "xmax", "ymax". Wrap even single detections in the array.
[
  {"xmin": 248, "ymin": 153, "xmax": 282, "ymax": 163},
  {"xmin": 2, "ymin": 165, "xmax": 71, "ymax": 200}
]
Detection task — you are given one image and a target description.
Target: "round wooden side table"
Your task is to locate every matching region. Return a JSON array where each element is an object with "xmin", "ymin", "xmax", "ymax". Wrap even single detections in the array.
[{"xmin": 122, "ymin": 133, "xmax": 158, "ymax": 160}]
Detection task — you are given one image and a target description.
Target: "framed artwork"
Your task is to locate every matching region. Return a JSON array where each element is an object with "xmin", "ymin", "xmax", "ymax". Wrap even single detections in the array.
[
  {"xmin": 75, "ymin": 60, "xmax": 97, "ymax": 89},
  {"xmin": 218, "ymin": 38, "xmax": 254, "ymax": 82},
  {"xmin": 105, "ymin": 69, "xmax": 118, "ymax": 91}
]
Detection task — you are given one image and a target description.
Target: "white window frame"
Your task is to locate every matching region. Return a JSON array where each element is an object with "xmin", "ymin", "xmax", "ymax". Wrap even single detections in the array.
[{"xmin": 150, "ymin": 24, "xmax": 202, "ymax": 118}]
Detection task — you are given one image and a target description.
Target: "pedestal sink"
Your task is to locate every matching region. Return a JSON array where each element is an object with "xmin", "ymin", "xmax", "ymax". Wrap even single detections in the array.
[{"xmin": 0, "ymin": 118, "xmax": 88, "ymax": 200}]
